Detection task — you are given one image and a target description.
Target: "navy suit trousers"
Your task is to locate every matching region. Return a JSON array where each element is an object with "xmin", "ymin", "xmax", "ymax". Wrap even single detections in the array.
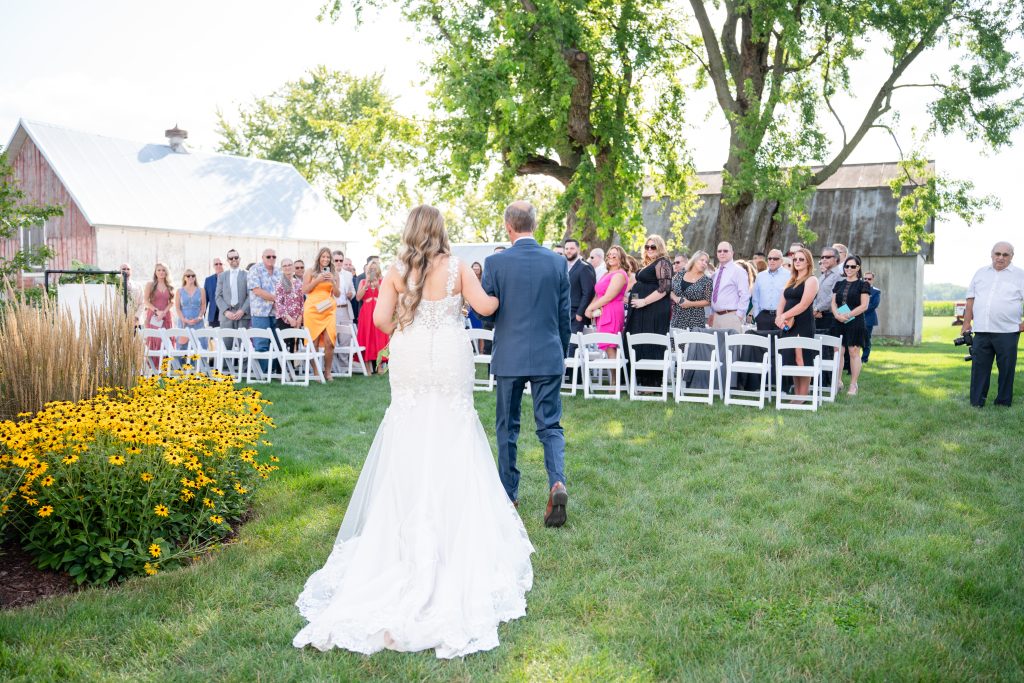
[{"xmin": 494, "ymin": 374, "xmax": 566, "ymax": 502}]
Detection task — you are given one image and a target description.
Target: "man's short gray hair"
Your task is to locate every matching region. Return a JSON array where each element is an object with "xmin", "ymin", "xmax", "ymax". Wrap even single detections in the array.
[{"xmin": 504, "ymin": 201, "xmax": 537, "ymax": 233}]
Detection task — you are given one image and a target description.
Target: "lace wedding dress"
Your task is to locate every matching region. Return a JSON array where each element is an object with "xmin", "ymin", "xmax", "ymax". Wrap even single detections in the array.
[{"xmin": 293, "ymin": 256, "xmax": 534, "ymax": 658}]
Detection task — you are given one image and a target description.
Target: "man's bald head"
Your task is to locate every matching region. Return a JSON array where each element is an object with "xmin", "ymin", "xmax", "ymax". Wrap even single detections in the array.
[{"xmin": 504, "ymin": 201, "xmax": 537, "ymax": 234}]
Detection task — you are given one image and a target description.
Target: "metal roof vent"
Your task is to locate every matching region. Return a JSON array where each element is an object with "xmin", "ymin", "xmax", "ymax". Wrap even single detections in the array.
[{"xmin": 165, "ymin": 125, "xmax": 188, "ymax": 153}]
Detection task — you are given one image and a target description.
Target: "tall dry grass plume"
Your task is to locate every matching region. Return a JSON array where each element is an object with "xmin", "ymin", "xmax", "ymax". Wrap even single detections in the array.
[{"xmin": 0, "ymin": 285, "xmax": 143, "ymax": 419}]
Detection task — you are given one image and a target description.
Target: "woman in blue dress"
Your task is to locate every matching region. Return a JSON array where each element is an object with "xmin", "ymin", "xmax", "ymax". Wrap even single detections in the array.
[{"xmin": 175, "ymin": 269, "xmax": 207, "ymax": 349}]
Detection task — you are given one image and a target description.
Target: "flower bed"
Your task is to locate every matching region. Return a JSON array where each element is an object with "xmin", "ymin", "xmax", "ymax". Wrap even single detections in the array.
[{"xmin": 0, "ymin": 372, "xmax": 278, "ymax": 584}]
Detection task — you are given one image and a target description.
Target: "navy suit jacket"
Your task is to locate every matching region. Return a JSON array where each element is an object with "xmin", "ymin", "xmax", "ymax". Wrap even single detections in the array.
[
  {"xmin": 203, "ymin": 274, "xmax": 219, "ymax": 324},
  {"xmin": 482, "ymin": 237, "xmax": 571, "ymax": 377},
  {"xmin": 568, "ymin": 259, "xmax": 597, "ymax": 321},
  {"xmin": 865, "ymin": 287, "xmax": 881, "ymax": 327}
]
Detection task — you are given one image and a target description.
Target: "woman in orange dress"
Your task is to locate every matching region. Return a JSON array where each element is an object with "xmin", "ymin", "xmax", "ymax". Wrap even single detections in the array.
[
  {"xmin": 303, "ymin": 247, "xmax": 342, "ymax": 381},
  {"xmin": 356, "ymin": 261, "xmax": 389, "ymax": 374}
]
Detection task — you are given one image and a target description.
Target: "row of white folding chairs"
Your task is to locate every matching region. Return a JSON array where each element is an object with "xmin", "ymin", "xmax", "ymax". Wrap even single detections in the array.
[{"xmin": 141, "ymin": 325, "xmax": 370, "ymax": 386}]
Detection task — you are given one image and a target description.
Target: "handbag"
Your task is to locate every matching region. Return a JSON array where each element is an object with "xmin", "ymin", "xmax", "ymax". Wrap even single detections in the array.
[{"xmin": 314, "ymin": 298, "xmax": 333, "ymax": 313}]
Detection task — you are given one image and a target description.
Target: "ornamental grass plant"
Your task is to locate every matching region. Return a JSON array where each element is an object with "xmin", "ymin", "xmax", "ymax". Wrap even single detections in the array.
[
  {"xmin": 0, "ymin": 372, "xmax": 279, "ymax": 583},
  {"xmin": 0, "ymin": 287, "xmax": 143, "ymax": 420}
]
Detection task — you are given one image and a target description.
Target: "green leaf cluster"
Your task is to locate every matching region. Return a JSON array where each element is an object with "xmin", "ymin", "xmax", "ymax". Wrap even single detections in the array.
[{"xmin": 0, "ymin": 149, "xmax": 62, "ymax": 278}]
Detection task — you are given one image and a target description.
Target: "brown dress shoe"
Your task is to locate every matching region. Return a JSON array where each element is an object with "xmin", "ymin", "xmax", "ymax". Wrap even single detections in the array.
[{"xmin": 544, "ymin": 482, "xmax": 568, "ymax": 528}]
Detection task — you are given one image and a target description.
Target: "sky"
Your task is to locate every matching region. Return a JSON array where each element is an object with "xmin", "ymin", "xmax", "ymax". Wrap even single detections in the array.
[{"xmin": 1, "ymin": 0, "xmax": 1020, "ymax": 285}]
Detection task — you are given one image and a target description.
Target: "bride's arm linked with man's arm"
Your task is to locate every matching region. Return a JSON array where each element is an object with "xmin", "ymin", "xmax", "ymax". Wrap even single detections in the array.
[
  {"xmin": 373, "ymin": 267, "xmax": 399, "ymax": 335},
  {"xmin": 461, "ymin": 261, "xmax": 499, "ymax": 316}
]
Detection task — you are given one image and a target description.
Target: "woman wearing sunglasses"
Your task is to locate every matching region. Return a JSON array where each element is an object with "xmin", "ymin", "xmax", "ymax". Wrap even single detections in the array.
[
  {"xmin": 831, "ymin": 255, "xmax": 870, "ymax": 395},
  {"xmin": 625, "ymin": 234, "xmax": 673, "ymax": 386},
  {"xmin": 775, "ymin": 247, "xmax": 818, "ymax": 399},
  {"xmin": 174, "ymin": 269, "xmax": 207, "ymax": 349}
]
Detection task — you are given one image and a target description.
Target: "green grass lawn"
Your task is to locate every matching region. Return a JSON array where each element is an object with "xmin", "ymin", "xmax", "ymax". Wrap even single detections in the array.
[{"xmin": 2, "ymin": 318, "xmax": 1022, "ymax": 681}]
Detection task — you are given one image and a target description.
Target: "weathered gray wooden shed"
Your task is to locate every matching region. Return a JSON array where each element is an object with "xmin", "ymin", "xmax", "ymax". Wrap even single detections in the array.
[{"xmin": 643, "ymin": 161, "xmax": 935, "ymax": 343}]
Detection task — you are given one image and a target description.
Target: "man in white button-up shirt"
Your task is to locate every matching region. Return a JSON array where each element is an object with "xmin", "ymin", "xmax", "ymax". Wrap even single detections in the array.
[
  {"xmin": 962, "ymin": 241, "xmax": 1024, "ymax": 407},
  {"xmin": 751, "ymin": 248, "xmax": 790, "ymax": 330}
]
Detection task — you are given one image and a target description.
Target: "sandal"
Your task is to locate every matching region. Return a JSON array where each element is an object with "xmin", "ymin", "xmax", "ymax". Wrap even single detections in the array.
[{"xmin": 848, "ymin": 383, "xmax": 858, "ymax": 395}]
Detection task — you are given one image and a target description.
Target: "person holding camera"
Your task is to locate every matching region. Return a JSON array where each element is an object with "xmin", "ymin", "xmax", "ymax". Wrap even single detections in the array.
[
  {"xmin": 962, "ymin": 241, "xmax": 1024, "ymax": 407},
  {"xmin": 304, "ymin": 247, "xmax": 342, "ymax": 382}
]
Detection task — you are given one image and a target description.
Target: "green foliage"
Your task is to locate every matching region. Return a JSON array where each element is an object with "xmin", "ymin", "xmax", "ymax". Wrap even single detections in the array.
[
  {"xmin": 216, "ymin": 67, "xmax": 420, "ymax": 224},
  {"xmin": 322, "ymin": 0, "xmax": 698, "ymax": 248},
  {"xmin": 0, "ymin": 149, "xmax": 62, "ymax": 278},
  {"xmin": 924, "ymin": 300, "xmax": 956, "ymax": 316},
  {"xmin": 689, "ymin": 0, "xmax": 1024, "ymax": 247},
  {"xmin": 924, "ymin": 283, "xmax": 968, "ymax": 301}
]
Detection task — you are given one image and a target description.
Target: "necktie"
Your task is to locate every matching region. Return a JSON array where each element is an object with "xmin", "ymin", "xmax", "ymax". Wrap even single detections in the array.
[{"xmin": 712, "ymin": 264, "xmax": 724, "ymax": 305}]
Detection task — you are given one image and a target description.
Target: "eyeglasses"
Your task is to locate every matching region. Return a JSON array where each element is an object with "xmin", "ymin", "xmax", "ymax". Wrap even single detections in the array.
[
  {"xmin": 767, "ymin": 256, "xmax": 781, "ymax": 261},
  {"xmin": 844, "ymin": 264, "xmax": 859, "ymax": 270},
  {"xmin": 644, "ymin": 245, "xmax": 657, "ymax": 251},
  {"xmin": 333, "ymin": 259, "xmax": 344, "ymax": 263},
  {"xmin": 865, "ymin": 278, "xmax": 874, "ymax": 282},
  {"xmin": 264, "ymin": 255, "xmax": 276, "ymax": 260},
  {"xmin": 227, "ymin": 256, "xmax": 240, "ymax": 261},
  {"xmin": 716, "ymin": 249, "xmax": 730, "ymax": 253},
  {"xmin": 994, "ymin": 251, "xmax": 1012, "ymax": 257},
  {"xmin": 792, "ymin": 257, "xmax": 807, "ymax": 262},
  {"xmin": 820, "ymin": 254, "xmax": 835, "ymax": 260},
  {"xmin": 213, "ymin": 262, "xmax": 223, "ymax": 267}
]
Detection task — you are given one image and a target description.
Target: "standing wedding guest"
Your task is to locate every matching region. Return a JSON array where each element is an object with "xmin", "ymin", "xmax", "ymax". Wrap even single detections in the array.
[
  {"xmin": 709, "ymin": 241, "xmax": 750, "ymax": 331},
  {"xmin": 352, "ymin": 255, "xmax": 380, "ymax": 324},
  {"xmin": 813, "ymin": 246, "xmax": 842, "ymax": 333},
  {"xmin": 553, "ymin": 244, "xmax": 564, "ymax": 256},
  {"xmin": 215, "ymin": 249, "xmax": 250, "ymax": 349},
  {"xmin": 274, "ymin": 258, "xmax": 304, "ymax": 352},
  {"xmin": 120, "ymin": 262, "xmax": 145, "ymax": 323},
  {"xmin": 565, "ymin": 238, "xmax": 596, "ymax": 343},
  {"xmin": 775, "ymin": 247, "xmax": 819, "ymax": 399},
  {"xmin": 862, "ymin": 271, "xmax": 881, "ymax": 362},
  {"xmin": 466, "ymin": 261, "xmax": 485, "ymax": 330},
  {"xmin": 588, "ymin": 248, "xmax": 607, "ymax": 279},
  {"xmin": 624, "ymin": 253, "xmax": 640, "ymax": 292},
  {"xmin": 751, "ymin": 251, "xmax": 767, "ymax": 271},
  {"xmin": 626, "ymin": 235, "xmax": 673, "ymax": 386},
  {"xmin": 672, "ymin": 253, "xmax": 688, "ymax": 275},
  {"xmin": 203, "ymin": 257, "xmax": 223, "ymax": 327},
  {"xmin": 831, "ymin": 255, "xmax": 870, "ymax": 395},
  {"xmin": 304, "ymin": 248, "xmax": 341, "ymax": 381},
  {"xmin": 751, "ymin": 249, "xmax": 790, "ymax": 331},
  {"xmin": 669, "ymin": 250, "xmax": 713, "ymax": 330},
  {"xmin": 832, "ymin": 243, "xmax": 849, "ymax": 269},
  {"xmin": 586, "ymin": 245, "xmax": 629, "ymax": 358},
  {"xmin": 356, "ymin": 261, "xmax": 389, "ymax": 374},
  {"xmin": 342, "ymin": 257, "xmax": 356, "ymax": 276},
  {"xmin": 333, "ymin": 250, "xmax": 357, "ymax": 348},
  {"xmin": 961, "ymin": 241, "xmax": 1023, "ymax": 407},
  {"xmin": 248, "ymin": 249, "xmax": 284, "ymax": 372},
  {"xmin": 144, "ymin": 262, "xmax": 174, "ymax": 356},
  {"xmin": 174, "ymin": 269, "xmax": 206, "ymax": 349}
]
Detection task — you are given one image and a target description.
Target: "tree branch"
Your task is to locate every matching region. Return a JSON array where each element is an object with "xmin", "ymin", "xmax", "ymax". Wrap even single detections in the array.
[
  {"xmin": 688, "ymin": 0, "xmax": 739, "ymax": 114},
  {"xmin": 720, "ymin": 0, "xmax": 743, "ymax": 88},
  {"xmin": 516, "ymin": 154, "xmax": 576, "ymax": 186}
]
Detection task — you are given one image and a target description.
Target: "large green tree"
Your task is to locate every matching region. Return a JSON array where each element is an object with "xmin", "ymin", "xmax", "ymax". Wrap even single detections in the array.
[
  {"xmin": 686, "ymin": 0, "xmax": 1024, "ymax": 251},
  {"xmin": 216, "ymin": 66, "xmax": 420, "ymax": 223},
  {"xmin": 324, "ymin": 0, "xmax": 698, "ymax": 250},
  {"xmin": 0, "ymin": 150, "xmax": 62, "ymax": 281}
]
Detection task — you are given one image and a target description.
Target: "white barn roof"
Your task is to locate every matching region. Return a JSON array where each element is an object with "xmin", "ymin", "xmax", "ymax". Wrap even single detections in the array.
[{"xmin": 5, "ymin": 119, "xmax": 355, "ymax": 242}]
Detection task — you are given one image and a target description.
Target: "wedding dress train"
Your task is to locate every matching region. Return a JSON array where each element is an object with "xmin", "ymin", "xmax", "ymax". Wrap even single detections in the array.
[{"xmin": 293, "ymin": 256, "xmax": 534, "ymax": 658}]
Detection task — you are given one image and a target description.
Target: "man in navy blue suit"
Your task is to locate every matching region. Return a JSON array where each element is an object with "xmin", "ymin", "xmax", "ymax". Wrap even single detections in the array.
[
  {"xmin": 482, "ymin": 201, "xmax": 572, "ymax": 527},
  {"xmin": 203, "ymin": 257, "xmax": 223, "ymax": 327}
]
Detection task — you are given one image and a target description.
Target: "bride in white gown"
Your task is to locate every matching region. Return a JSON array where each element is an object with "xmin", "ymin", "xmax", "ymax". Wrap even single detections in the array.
[{"xmin": 293, "ymin": 205, "xmax": 534, "ymax": 659}]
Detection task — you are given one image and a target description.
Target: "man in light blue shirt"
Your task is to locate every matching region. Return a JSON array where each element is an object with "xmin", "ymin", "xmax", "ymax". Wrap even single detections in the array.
[{"xmin": 751, "ymin": 248, "xmax": 790, "ymax": 330}]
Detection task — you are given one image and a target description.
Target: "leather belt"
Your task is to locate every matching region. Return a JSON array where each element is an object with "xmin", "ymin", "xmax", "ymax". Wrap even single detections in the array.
[
  {"xmin": 760, "ymin": 310, "xmax": 776, "ymax": 315},
  {"xmin": 715, "ymin": 309, "xmax": 738, "ymax": 314}
]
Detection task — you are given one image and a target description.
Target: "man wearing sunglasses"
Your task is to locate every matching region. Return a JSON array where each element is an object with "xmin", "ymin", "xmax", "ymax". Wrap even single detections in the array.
[
  {"xmin": 203, "ymin": 258, "xmax": 224, "ymax": 328},
  {"xmin": 215, "ymin": 250, "xmax": 251, "ymax": 346},
  {"xmin": 813, "ymin": 247, "xmax": 842, "ymax": 333},
  {"xmin": 962, "ymin": 241, "xmax": 1024, "ymax": 407},
  {"xmin": 248, "ymin": 249, "xmax": 284, "ymax": 373},
  {"xmin": 709, "ymin": 241, "xmax": 749, "ymax": 331},
  {"xmin": 751, "ymin": 249, "xmax": 789, "ymax": 331}
]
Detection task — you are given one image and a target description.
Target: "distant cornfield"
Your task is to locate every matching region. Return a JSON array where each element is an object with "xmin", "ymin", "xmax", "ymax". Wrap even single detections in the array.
[
  {"xmin": 923, "ymin": 301, "xmax": 956, "ymax": 317},
  {"xmin": 0, "ymin": 289, "xmax": 143, "ymax": 419}
]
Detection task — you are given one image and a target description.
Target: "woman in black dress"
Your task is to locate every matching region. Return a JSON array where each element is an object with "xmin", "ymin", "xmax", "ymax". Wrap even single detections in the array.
[
  {"xmin": 669, "ymin": 249, "xmax": 713, "ymax": 329},
  {"xmin": 626, "ymin": 235, "xmax": 673, "ymax": 386},
  {"xmin": 831, "ymin": 255, "xmax": 870, "ymax": 395},
  {"xmin": 775, "ymin": 247, "xmax": 819, "ymax": 399}
]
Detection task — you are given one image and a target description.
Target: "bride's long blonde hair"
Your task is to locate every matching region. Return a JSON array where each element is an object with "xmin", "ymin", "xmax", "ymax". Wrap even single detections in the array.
[{"xmin": 396, "ymin": 204, "xmax": 451, "ymax": 329}]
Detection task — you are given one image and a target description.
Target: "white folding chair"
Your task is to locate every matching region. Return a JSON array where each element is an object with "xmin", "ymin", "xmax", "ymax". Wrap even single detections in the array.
[
  {"xmin": 245, "ymin": 327, "xmax": 282, "ymax": 383},
  {"xmin": 466, "ymin": 328, "xmax": 495, "ymax": 391},
  {"xmin": 163, "ymin": 327, "xmax": 195, "ymax": 375},
  {"xmin": 333, "ymin": 324, "xmax": 368, "ymax": 378},
  {"xmin": 775, "ymin": 336, "xmax": 823, "ymax": 411},
  {"xmin": 217, "ymin": 328, "xmax": 247, "ymax": 382},
  {"xmin": 277, "ymin": 328, "xmax": 321, "ymax": 386},
  {"xmin": 562, "ymin": 332, "xmax": 583, "ymax": 396},
  {"xmin": 672, "ymin": 329, "xmax": 721, "ymax": 404},
  {"xmin": 189, "ymin": 328, "xmax": 221, "ymax": 376},
  {"xmin": 141, "ymin": 329, "xmax": 168, "ymax": 376},
  {"xmin": 723, "ymin": 333, "xmax": 772, "ymax": 409},
  {"xmin": 815, "ymin": 333, "xmax": 843, "ymax": 403},
  {"xmin": 626, "ymin": 332, "xmax": 673, "ymax": 401},
  {"xmin": 579, "ymin": 332, "xmax": 628, "ymax": 399}
]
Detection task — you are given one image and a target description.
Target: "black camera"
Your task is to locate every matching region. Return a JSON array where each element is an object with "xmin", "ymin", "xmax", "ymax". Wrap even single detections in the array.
[{"xmin": 953, "ymin": 329, "xmax": 974, "ymax": 361}]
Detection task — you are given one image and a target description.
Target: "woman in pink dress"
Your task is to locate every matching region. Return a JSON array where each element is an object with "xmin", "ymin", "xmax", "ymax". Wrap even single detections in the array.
[
  {"xmin": 144, "ymin": 262, "xmax": 174, "ymax": 361},
  {"xmin": 585, "ymin": 245, "xmax": 629, "ymax": 356},
  {"xmin": 356, "ymin": 261, "xmax": 390, "ymax": 373}
]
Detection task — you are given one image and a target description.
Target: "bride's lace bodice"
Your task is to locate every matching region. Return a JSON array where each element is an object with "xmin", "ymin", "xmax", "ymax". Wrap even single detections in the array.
[{"xmin": 387, "ymin": 256, "xmax": 475, "ymax": 413}]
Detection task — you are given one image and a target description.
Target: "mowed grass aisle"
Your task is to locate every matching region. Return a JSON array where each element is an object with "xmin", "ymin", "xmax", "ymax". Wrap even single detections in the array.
[{"xmin": 2, "ymin": 318, "xmax": 1022, "ymax": 681}]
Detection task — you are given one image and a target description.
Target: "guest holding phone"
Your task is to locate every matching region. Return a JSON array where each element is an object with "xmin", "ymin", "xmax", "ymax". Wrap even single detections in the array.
[
  {"xmin": 303, "ymin": 248, "xmax": 341, "ymax": 381},
  {"xmin": 356, "ymin": 261, "xmax": 389, "ymax": 374},
  {"xmin": 831, "ymin": 255, "xmax": 870, "ymax": 395}
]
